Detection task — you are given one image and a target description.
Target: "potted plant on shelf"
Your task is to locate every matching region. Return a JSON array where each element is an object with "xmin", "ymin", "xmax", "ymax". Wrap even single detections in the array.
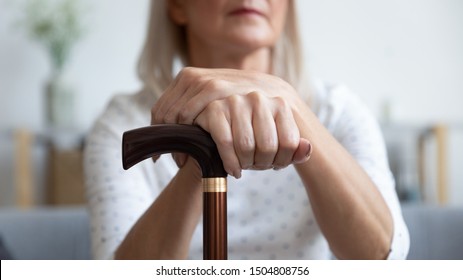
[{"xmin": 19, "ymin": 0, "xmax": 86, "ymax": 128}]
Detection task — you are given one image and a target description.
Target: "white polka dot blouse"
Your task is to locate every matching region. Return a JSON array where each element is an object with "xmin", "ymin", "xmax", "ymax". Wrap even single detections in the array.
[{"xmin": 84, "ymin": 80, "xmax": 410, "ymax": 259}]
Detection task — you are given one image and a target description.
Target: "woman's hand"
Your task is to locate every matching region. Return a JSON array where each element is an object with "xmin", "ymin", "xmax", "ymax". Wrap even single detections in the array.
[{"xmin": 151, "ymin": 67, "xmax": 312, "ymax": 178}]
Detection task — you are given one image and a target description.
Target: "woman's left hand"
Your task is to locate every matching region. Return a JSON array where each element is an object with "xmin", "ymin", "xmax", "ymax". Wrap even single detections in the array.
[{"xmin": 151, "ymin": 67, "xmax": 311, "ymax": 178}]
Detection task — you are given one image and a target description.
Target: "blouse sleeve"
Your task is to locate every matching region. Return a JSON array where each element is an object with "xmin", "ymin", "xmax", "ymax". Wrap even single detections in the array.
[
  {"xmin": 83, "ymin": 96, "xmax": 159, "ymax": 259},
  {"xmin": 320, "ymin": 84, "xmax": 410, "ymax": 259}
]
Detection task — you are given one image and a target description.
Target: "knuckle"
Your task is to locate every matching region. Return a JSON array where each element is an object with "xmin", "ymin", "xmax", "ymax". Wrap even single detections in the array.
[
  {"xmin": 201, "ymin": 100, "xmax": 226, "ymax": 121},
  {"xmin": 237, "ymin": 135, "xmax": 255, "ymax": 154},
  {"xmin": 279, "ymin": 132, "xmax": 299, "ymax": 151},
  {"xmin": 273, "ymin": 96, "xmax": 288, "ymax": 108},
  {"xmin": 162, "ymin": 107, "xmax": 180, "ymax": 124},
  {"xmin": 162, "ymin": 113, "xmax": 175, "ymax": 124},
  {"xmin": 228, "ymin": 94, "xmax": 244, "ymax": 111},
  {"xmin": 179, "ymin": 67, "xmax": 195, "ymax": 78},
  {"xmin": 258, "ymin": 136, "xmax": 278, "ymax": 155},
  {"xmin": 228, "ymin": 93, "xmax": 241, "ymax": 104},
  {"xmin": 207, "ymin": 99, "xmax": 223, "ymax": 113},
  {"xmin": 248, "ymin": 91, "xmax": 262, "ymax": 100},
  {"xmin": 247, "ymin": 91, "xmax": 267, "ymax": 107},
  {"xmin": 196, "ymin": 76, "xmax": 210, "ymax": 89},
  {"xmin": 177, "ymin": 67, "xmax": 197, "ymax": 84},
  {"xmin": 216, "ymin": 135, "xmax": 233, "ymax": 149},
  {"xmin": 178, "ymin": 108, "xmax": 192, "ymax": 124},
  {"xmin": 204, "ymin": 78, "xmax": 226, "ymax": 92}
]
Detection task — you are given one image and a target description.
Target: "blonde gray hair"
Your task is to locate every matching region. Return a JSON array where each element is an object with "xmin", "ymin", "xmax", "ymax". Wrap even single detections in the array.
[{"xmin": 137, "ymin": 0, "xmax": 306, "ymax": 98}]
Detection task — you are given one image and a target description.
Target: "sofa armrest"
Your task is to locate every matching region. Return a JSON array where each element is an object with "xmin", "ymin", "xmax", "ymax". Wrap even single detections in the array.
[{"xmin": 402, "ymin": 203, "xmax": 463, "ymax": 260}]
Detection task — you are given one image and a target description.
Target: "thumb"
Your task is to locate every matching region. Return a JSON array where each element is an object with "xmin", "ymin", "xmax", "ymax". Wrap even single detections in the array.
[{"xmin": 292, "ymin": 138, "xmax": 312, "ymax": 164}]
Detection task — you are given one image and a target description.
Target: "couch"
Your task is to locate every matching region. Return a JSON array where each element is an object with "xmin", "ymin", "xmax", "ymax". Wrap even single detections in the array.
[
  {"xmin": 0, "ymin": 207, "xmax": 91, "ymax": 259},
  {"xmin": 1, "ymin": 204, "xmax": 462, "ymax": 260}
]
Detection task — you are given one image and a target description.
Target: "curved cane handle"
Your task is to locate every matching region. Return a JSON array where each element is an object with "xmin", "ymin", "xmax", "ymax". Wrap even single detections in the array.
[
  {"xmin": 122, "ymin": 124, "xmax": 226, "ymax": 178},
  {"xmin": 121, "ymin": 124, "xmax": 228, "ymax": 260}
]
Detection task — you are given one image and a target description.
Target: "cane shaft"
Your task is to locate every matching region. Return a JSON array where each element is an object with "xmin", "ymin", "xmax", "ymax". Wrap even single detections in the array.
[
  {"xmin": 203, "ymin": 178, "xmax": 227, "ymax": 260},
  {"xmin": 122, "ymin": 125, "xmax": 228, "ymax": 260}
]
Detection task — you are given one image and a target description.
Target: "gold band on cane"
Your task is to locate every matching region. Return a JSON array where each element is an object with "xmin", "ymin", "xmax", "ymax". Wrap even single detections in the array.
[{"xmin": 202, "ymin": 178, "xmax": 227, "ymax": 192}]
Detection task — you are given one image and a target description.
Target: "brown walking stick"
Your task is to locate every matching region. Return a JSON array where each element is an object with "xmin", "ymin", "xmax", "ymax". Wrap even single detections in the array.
[{"xmin": 122, "ymin": 124, "xmax": 227, "ymax": 260}]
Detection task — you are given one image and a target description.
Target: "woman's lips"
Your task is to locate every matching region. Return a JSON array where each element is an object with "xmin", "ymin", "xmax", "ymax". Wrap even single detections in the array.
[{"xmin": 228, "ymin": 8, "xmax": 264, "ymax": 17}]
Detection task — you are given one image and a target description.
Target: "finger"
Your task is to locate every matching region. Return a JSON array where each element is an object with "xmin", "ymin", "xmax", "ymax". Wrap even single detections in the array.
[
  {"xmin": 195, "ymin": 101, "xmax": 242, "ymax": 178},
  {"xmin": 164, "ymin": 79, "xmax": 204, "ymax": 124},
  {"xmin": 152, "ymin": 154, "xmax": 161, "ymax": 163},
  {"xmin": 172, "ymin": 153, "xmax": 188, "ymax": 168},
  {"xmin": 272, "ymin": 99, "xmax": 300, "ymax": 169},
  {"xmin": 230, "ymin": 95, "xmax": 255, "ymax": 170},
  {"xmin": 151, "ymin": 82, "xmax": 176, "ymax": 124},
  {"xmin": 178, "ymin": 79, "xmax": 232, "ymax": 124},
  {"xmin": 152, "ymin": 67, "xmax": 197, "ymax": 124},
  {"xmin": 250, "ymin": 92, "xmax": 278, "ymax": 170},
  {"xmin": 292, "ymin": 138, "xmax": 313, "ymax": 164}
]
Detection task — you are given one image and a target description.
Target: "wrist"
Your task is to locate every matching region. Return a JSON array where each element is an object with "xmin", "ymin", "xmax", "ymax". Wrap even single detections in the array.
[{"xmin": 176, "ymin": 157, "xmax": 203, "ymax": 190}]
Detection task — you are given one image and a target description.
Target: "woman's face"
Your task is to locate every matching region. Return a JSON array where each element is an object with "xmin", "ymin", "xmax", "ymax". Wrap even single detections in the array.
[{"xmin": 169, "ymin": 0, "xmax": 289, "ymax": 53}]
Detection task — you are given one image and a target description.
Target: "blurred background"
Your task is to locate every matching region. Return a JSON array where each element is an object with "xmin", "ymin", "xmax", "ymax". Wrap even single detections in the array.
[
  {"xmin": 2, "ymin": 0, "xmax": 462, "ymax": 207},
  {"xmin": 0, "ymin": 0, "xmax": 462, "ymax": 259}
]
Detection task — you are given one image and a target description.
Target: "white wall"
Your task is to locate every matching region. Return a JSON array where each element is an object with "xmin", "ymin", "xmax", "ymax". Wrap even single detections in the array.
[
  {"xmin": 299, "ymin": 0, "xmax": 463, "ymax": 124},
  {"xmin": 1, "ymin": 0, "xmax": 462, "ymax": 205},
  {"xmin": 297, "ymin": 0, "xmax": 463, "ymax": 206}
]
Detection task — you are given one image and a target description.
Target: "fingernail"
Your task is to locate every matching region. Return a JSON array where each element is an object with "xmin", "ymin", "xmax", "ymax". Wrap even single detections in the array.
[
  {"xmin": 152, "ymin": 155, "xmax": 160, "ymax": 163},
  {"xmin": 293, "ymin": 141, "xmax": 313, "ymax": 164},
  {"xmin": 305, "ymin": 143, "xmax": 313, "ymax": 160},
  {"xmin": 178, "ymin": 156, "xmax": 186, "ymax": 167},
  {"xmin": 233, "ymin": 170, "xmax": 242, "ymax": 179},
  {"xmin": 180, "ymin": 156, "xmax": 186, "ymax": 166},
  {"xmin": 174, "ymin": 154, "xmax": 187, "ymax": 168}
]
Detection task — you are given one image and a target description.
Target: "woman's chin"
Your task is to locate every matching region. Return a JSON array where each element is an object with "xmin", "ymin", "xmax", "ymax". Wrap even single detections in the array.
[{"xmin": 225, "ymin": 33, "xmax": 276, "ymax": 51}]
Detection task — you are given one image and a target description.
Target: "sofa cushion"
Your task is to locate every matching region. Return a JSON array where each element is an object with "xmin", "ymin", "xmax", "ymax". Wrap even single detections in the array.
[
  {"xmin": 402, "ymin": 204, "xmax": 463, "ymax": 260},
  {"xmin": 0, "ymin": 207, "xmax": 91, "ymax": 260}
]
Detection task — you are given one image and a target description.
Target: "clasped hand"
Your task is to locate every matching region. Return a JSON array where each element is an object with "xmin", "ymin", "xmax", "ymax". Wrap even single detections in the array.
[{"xmin": 151, "ymin": 67, "xmax": 312, "ymax": 178}]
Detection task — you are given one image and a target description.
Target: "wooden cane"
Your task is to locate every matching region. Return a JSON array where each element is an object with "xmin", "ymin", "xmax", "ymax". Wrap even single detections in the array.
[{"xmin": 121, "ymin": 124, "xmax": 227, "ymax": 260}]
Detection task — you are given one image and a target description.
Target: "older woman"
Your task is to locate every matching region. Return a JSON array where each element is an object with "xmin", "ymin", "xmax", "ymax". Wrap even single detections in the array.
[{"xmin": 84, "ymin": 0, "xmax": 409, "ymax": 260}]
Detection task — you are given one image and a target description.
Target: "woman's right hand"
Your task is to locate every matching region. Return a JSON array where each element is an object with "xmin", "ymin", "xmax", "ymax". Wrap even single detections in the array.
[{"xmin": 192, "ymin": 91, "xmax": 312, "ymax": 178}]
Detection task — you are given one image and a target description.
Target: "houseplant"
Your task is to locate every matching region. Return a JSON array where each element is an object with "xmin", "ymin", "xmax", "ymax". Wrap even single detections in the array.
[{"xmin": 19, "ymin": 0, "xmax": 86, "ymax": 128}]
